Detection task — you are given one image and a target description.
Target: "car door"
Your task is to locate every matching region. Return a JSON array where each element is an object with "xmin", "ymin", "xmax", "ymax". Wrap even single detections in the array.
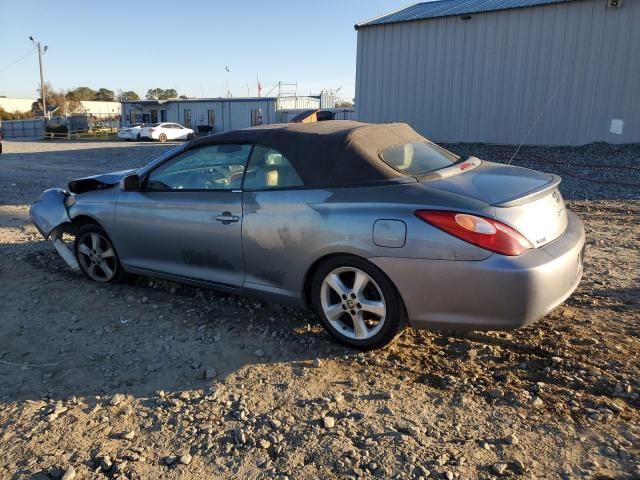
[
  {"xmin": 163, "ymin": 124, "xmax": 173, "ymax": 138},
  {"xmin": 241, "ymin": 144, "xmax": 311, "ymax": 294},
  {"xmin": 166, "ymin": 124, "xmax": 179, "ymax": 140},
  {"xmin": 113, "ymin": 143, "xmax": 252, "ymax": 287},
  {"xmin": 175, "ymin": 124, "xmax": 189, "ymax": 140}
]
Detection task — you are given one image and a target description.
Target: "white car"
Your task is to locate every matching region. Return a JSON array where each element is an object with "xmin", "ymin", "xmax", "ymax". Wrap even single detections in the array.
[
  {"xmin": 117, "ymin": 123, "xmax": 145, "ymax": 141},
  {"xmin": 140, "ymin": 123, "xmax": 195, "ymax": 142}
]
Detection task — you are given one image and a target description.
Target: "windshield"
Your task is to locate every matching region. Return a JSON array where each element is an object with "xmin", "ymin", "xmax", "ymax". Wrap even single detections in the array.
[
  {"xmin": 380, "ymin": 142, "xmax": 459, "ymax": 176},
  {"xmin": 150, "ymin": 123, "xmax": 161, "ymax": 127}
]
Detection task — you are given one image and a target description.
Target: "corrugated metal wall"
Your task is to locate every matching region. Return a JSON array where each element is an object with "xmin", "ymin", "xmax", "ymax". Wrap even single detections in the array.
[{"xmin": 355, "ymin": 0, "xmax": 640, "ymax": 145}]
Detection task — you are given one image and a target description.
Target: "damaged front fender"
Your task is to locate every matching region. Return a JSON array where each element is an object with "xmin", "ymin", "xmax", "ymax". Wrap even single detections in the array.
[
  {"xmin": 29, "ymin": 188, "xmax": 80, "ymax": 270},
  {"xmin": 29, "ymin": 188, "xmax": 73, "ymax": 238}
]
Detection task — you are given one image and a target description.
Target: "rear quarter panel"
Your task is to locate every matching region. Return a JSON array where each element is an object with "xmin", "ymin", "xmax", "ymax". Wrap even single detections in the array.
[{"xmin": 241, "ymin": 183, "xmax": 493, "ymax": 297}]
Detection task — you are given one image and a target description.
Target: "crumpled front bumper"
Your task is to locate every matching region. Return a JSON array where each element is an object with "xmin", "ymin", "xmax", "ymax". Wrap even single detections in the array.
[{"xmin": 29, "ymin": 188, "xmax": 79, "ymax": 270}]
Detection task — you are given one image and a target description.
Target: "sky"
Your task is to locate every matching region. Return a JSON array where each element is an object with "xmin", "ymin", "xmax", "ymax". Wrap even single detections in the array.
[{"xmin": 0, "ymin": 0, "xmax": 409, "ymax": 102}]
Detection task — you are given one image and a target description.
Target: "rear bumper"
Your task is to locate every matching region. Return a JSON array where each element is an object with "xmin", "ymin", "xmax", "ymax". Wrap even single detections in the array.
[{"xmin": 371, "ymin": 210, "xmax": 585, "ymax": 330}]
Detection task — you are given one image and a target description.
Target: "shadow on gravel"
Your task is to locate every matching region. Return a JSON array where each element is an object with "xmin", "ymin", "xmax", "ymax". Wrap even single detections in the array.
[
  {"xmin": 0, "ymin": 209, "xmax": 30, "ymax": 228},
  {"xmin": 0, "ymin": 241, "xmax": 353, "ymax": 404}
]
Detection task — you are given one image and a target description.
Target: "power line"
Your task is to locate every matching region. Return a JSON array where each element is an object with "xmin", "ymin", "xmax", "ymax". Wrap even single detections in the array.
[{"xmin": 0, "ymin": 47, "xmax": 36, "ymax": 75}]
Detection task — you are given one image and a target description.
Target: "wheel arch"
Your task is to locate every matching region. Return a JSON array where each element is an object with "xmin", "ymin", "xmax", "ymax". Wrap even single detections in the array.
[
  {"xmin": 65, "ymin": 214, "xmax": 106, "ymax": 236},
  {"xmin": 301, "ymin": 252, "xmax": 407, "ymax": 319}
]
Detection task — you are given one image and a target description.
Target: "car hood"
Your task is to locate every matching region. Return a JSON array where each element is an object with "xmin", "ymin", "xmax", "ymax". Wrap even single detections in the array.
[{"xmin": 68, "ymin": 169, "xmax": 137, "ymax": 194}]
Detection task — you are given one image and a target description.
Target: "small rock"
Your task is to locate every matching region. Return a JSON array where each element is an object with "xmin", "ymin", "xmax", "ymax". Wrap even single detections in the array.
[
  {"xmin": 121, "ymin": 430, "xmax": 135, "ymax": 440},
  {"xmin": 61, "ymin": 466, "xmax": 76, "ymax": 480},
  {"xmin": 531, "ymin": 396, "xmax": 544, "ymax": 408},
  {"xmin": 489, "ymin": 388, "xmax": 504, "ymax": 399},
  {"xmin": 492, "ymin": 463, "xmax": 508, "ymax": 475},
  {"xmin": 585, "ymin": 459, "xmax": 599, "ymax": 469},
  {"xmin": 444, "ymin": 471, "xmax": 454, "ymax": 480},
  {"xmin": 179, "ymin": 453, "xmax": 192, "ymax": 465},
  {"xmin": 52, "ymin": 404, "xmax": 68, "ymax": 416},
  {"xmin": 109, "ymin": 394, "xmax": 124, "ymax": 406},
  {"xmin": 323, "ymin": 416, "xmax": 336, "ymax": 429},
  {"xmin": 270, "ymin": 418, "xmax": 282, "ymax": 429},
  {"xmin": 312, "ymin": 358, "xmax": 322, "ymax": 368},
  {"xmin": 99, "ymin": 456, "xmax": 113, "ymax": 472},
  {"xmin": 204, "ymin": 368, "xmax": 217, "ymax": 380},
  {"xmin": 259, "ymin": 439, "xmax": 271, "ymax": 449},
  {"xmin": 166, "ymin": 455, "xmax": 178, "ymax": 465},
  {"xmin": 234, "ymin": 428, "xmax": 247, "ymax": 445},
  {"xmin": 506, "ymin": 434, "xmax": 519, "ymax": 445}
]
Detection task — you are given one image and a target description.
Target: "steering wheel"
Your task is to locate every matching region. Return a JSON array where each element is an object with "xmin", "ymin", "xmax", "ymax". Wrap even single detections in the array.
[{"xmin": 184, "ymin": 169, "xmax": 227, "ymax": 189}]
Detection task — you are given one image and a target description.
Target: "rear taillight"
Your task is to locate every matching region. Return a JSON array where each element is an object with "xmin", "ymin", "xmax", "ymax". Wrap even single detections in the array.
[{"xmin": 415, "ymin": 210, "xmax": 533, "ymax": 256}]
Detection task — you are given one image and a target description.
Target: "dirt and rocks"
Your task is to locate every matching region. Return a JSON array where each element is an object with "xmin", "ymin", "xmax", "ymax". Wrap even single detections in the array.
[{"xmin": 0, "ymin": 139, "xmax": 638, "ymax": 480}]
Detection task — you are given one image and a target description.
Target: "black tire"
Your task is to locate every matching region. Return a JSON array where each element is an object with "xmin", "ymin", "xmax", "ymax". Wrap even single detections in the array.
[
  {"xmin": 310, "ymin": 255, "xmax": 406, "ymax": 350},
  {"xmin": 187, "ymin": 133, "xmax": 195, "ymax": 140},
  {"xmin": 74, "ymin": 224, "xmax": 128, "ymax": 283},
  {"xmin": 159, "ymin": 133, "xmax": 167, "ymax": 142}
]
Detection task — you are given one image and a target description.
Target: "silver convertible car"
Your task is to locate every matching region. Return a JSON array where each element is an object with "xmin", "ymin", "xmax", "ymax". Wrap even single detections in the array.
[{"xmin": 30, "ymin": 121, "xmax": 585, "ymax": 349}]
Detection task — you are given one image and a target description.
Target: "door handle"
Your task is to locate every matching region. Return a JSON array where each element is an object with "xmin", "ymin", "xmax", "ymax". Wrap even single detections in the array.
[{"xmin": 215, "ymin": 212, "xmax": 239, "ymax": 224}]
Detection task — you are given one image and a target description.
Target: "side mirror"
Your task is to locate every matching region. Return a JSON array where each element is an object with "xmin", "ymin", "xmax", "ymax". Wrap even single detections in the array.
[{"xmin": 120, "ymin": 173, "xmax": 141, "ymax": 191}]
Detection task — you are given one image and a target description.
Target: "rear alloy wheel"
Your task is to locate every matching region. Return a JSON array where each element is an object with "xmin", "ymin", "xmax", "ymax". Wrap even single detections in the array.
[
  {"xmin": 158, "ymin": 133, "xmax": 167, "ymax": 142},
  {"xmin": 311, "ymin": 256, "xmax": 406, "ymax": 350},
  {"xmin": 75, "ymin": 225, "xmax": 126, "ymax": 283}
]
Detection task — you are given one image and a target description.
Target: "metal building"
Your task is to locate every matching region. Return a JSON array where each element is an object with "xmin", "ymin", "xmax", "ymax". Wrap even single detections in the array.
[
  {"xmin": 121, "ymin": 96, "xmax": 322, "ymax": 133},
  {"xmin": 355, "ymin": 0, "xmax": 639, "ymax": 145}
]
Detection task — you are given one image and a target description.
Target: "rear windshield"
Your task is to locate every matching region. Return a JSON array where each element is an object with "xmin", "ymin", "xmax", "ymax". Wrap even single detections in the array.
[{"xmin": 380, "ymin": 142, "xmax": 459, "ymax": 176}]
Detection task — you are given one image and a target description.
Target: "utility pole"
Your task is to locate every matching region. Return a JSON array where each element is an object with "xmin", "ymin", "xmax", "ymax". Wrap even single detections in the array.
[{"xmin": 29, "ymin": 36, "xmax": 48, "ymax": 119}]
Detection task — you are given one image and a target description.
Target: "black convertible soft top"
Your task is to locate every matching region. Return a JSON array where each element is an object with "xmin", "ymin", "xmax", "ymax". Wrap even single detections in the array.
[{"xmin": 189, "ymin": 121, "xmax": 427, "ymax": 187}]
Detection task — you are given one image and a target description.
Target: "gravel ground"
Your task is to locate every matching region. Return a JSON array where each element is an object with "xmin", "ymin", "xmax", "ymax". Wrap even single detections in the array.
[{"xmin": 0, "ymin": 139, "xmax": 638, "ymax": 480}]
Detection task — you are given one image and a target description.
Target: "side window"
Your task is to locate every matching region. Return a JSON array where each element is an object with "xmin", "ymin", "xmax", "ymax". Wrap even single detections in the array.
[
  {"xmin": 146, "ymin": 144, "xmax": 251, "ymax": 191},
  {"xmin": 243, "ymin": 145, "xmax": 304, "ymax": 190}
]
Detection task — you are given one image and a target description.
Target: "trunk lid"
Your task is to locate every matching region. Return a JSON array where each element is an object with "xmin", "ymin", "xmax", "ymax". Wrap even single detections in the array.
[{"xmin": 424, "ymin": 160, "xmax": 568, "ymax": 247}]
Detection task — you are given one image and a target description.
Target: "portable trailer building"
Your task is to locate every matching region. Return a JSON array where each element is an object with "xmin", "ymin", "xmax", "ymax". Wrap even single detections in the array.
[
  {"xmin": 121, "ymin": 96, "xmax": 322, "ymax": 133},
  {"xmin": 355, "ymin": 0, "xmax": 640, "ymax": 145}
]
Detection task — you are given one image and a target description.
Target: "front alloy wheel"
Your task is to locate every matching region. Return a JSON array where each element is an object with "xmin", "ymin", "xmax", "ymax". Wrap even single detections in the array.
[{"xmin": 75, "ymin": 225, "xmax": 124, "ymax": 283}]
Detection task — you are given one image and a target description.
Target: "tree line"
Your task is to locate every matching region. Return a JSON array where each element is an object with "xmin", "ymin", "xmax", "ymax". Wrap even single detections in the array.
[{"xmin": 1, "ymin": 85, "xmax": 185, "ymax": 120}]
